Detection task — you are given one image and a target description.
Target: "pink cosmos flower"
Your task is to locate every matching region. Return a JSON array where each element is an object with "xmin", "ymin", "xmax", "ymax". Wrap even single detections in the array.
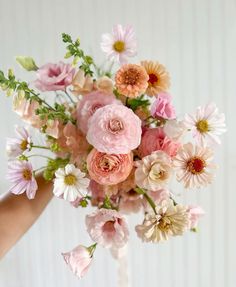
[
  {"xmin": 76, "ymin": 91, "xmax": 121, "ymax": 134},
  {"xmin": 6, "ymin": 126, "xmax": 31, "ymax": 158},
  {"xmin": 86, "ymin": 208, "xmax": 129, "ymax": 248},
  {"xmin": 87, "ymin": 104, "xmax": 142, "ymax": 154},
  {"xmin": 138, "ymin": 128, "xmax": 180, "ymax": 158},
  {"xmin": 87, "ymin": 148, "xmax": 133, "ymax": 185},
  {"xmin": 187, "ymin": 205, "xmax": 205, "ymax": 229},
  {"xmin": 7, "ymin": 160, "xmax": 38, "ymax": 199},
  {"xmin": 34, "ymin": 62, "xmax": 75, "ymax": 92},
  {"xmin": 151, "ymin": 93, "xmax": 176, "ymax": 120},
  {"xmin": 101, "ymin": 24, "xmax": 137, "ymax": 64},
  {"xmin": 62, "ymin": 244, "xmax": 93, "ymax": 278}
]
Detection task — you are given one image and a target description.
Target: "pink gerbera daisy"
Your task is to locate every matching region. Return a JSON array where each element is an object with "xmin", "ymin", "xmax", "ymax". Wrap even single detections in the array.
[
  {"xmin": 101, "ymin": 24, "xmax": 137, "ymax": 64},
  {"xmin": 7, "ymin": 160, "xmax": 38, "ymax": 199}
]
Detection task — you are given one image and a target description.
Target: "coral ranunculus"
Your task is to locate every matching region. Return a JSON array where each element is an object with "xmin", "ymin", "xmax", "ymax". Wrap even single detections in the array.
[
  {"xmin": 87, "ymin": 104, "xmax": 142, "ymax": 154},
  {"xmin": 87, "ymin": 148, "xmax": 133, "ymax": 185}
]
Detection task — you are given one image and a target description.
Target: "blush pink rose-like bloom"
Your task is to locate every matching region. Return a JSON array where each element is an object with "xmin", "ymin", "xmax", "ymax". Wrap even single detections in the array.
[
  {"xmin": 187, "ymin": 205, "xmax": 205, "ymax": 229},
  {"xmin": 62, "ymin": 244, "xmax": 94, "ymax": 278},
  {"xmin": 86, "ymin": 208, "xmax": 129, "ymax": 248},
  {"xmin": 87, "ymin": 148, "xmax": 133, "ymax": 185},
  {"xmin": 139, "ymin": 128, "xmax": 180, "ymax": 158},
  {"xmin": 151, "ymin": 92, "xmax": 176, "ymax": 120},
  {"xmin": 87, "ymin": 104, "xmax": 142, "ymax": 154},
  {"xmin": 76, "ymin": 91, "xmax": 121, "ymax": 134},
  {"xmin": 34, "ymin": 62, "xmax": 75, "ymax": 92}
]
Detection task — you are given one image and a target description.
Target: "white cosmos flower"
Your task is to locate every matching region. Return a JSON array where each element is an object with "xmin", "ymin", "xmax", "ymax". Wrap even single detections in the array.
[
  {"xmin": 184, "ymin": 103, "xmax": 226, "ymax": 145},
  {"xmin": 53, "ymin": 164, "xmax": 90, "ymax": 202}
]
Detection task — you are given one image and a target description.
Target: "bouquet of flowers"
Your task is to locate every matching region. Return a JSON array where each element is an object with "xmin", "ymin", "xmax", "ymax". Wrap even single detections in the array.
[{"xmin": 0, "ymin": 25, "xmax": 226, "ymax": 279}]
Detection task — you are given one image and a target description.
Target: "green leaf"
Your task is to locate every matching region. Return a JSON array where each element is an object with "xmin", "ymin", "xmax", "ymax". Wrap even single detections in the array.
[{"xmin": 16, "ymin": 56, "xmax": 38, "ymax": 71}]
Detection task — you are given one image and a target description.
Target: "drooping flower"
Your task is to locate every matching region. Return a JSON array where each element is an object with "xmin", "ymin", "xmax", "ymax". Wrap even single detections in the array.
[
  {"xmin": 119, "ymin": 189, "xmax": 143, "ymax": 215},
  {"xmin": 87, "ymin": 148, "xmax": 133, "ymax": 185},
  {"xmin": 173, "ymin": 143, "xmax": 216, "ymax": 189},
  {"xmin": 6, "ymin": 126, "xmax": 31, "ymax": 158},
  {"xmin": 71, "ymin": 69, "xmax": 94, "ymax": 96},
  {"xmin": 115, "ymin": 64, "xmax": 149, "ymax": 98},
  {"xmin": 35, "ymin": 62, "xmax": 75, "ymax": 92},
  {"xmin": 150, "ymin": 93, "xmax": 176, "ymax": 120},
  {"xmin": 7, "ymin": 160, "xmax": 38, "ymax": 199},
  {"xmin": 187, "ymin": 205, "xmax": 205, "ymax": 229},
  {"xmin": 101, "ymin": 24, "xmax": 137, "ymax": 64},
  {"xmin": 87, "ymin": 104, "xmax": 142, "ymax": 154},
  {"xmin": 141, "ymin": 61, "xmax": 170, "ymax": 96},
  {"xmin": 76, "ymin": 91, "xmax": 121, "ymax": 134},
  {"xmin": 135, "ymin": 200, "xmax": 189, "ymax": 243},
  {"xmin": 184, "ymin": 103, "xmax": 226, "ymax": 145},
  {"xmin": 138, "ymin": 128, "xmax": 180, "ymax": 158},
  {"xmin": 53, "ymin": 164, "xmax": 90, "ymax": 202},
  {"xmin": 135, "ymin": 151, "xmax": 173, "ymax": 191},
  {"xmin": 62, "ymin": 244, "xmax": 95, "ymax": 278},
  {"xmin": 86, "ymin": 208, "xmax": 129, "ymax": 248},
  {"xmin": 163, "ymin": 119, "xmax": 187, "ymax": 141}
]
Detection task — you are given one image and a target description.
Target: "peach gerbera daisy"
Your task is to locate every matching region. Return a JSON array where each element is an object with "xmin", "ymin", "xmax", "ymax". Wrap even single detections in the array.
[
  {"xmin": 141, "ymin": 61, "xmax": 170, "ymax": 96},
  {"xmin": 173, "ymin": 143, "xmax": 216, "ymax": 189},
  {"xmin": 115, "ymin": 64, "xmax": 149, "ymax": 98}
]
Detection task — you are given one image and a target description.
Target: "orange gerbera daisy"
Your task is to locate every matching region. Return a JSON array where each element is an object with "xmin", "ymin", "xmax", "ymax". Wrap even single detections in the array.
[
  {"xmin": 115, "ymin": 64, "xmax": 149, "ymax": 98},
  {"xmin": 141, "ymin": 61, "xmax": 170, "ymax": 96}
]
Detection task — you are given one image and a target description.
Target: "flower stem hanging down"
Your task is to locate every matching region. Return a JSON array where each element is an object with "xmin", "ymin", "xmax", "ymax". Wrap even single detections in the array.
[{"xmin": 134, "ymin": 187, "xmax": 157, "ymax": 215}]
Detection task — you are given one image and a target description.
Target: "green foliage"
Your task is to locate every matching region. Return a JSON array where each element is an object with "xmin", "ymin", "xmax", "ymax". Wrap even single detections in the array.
[
  {"xmin": 126, "ymin": 94, "xmax": 150, "ymax": 111},
  {"xmin": 62, "ymin": 33, "xmax": 94, "ymax": 76},
  {"xmin": 16, "ymin": 56, "xmax": 38, "ymax": 71},
  {"xmin": 43, "ymin": 157, "xmax": 69, "ymax": 181}
]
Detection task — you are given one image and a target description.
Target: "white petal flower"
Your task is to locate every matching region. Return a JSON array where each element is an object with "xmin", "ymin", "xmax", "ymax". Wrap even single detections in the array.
[{"xmin": 53, "ymin": 164, "xmax": 90, "ymax": 202}]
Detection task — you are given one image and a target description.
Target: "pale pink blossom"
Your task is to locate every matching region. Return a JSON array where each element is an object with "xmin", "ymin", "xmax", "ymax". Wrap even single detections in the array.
[
  {"xmin": 71, "ymin": 69, "xmax": 94, "ymax": 96},
  {"xmin": 119, "ymin": 191, "xmax": 143, "ymax": 214},
  {"xmin": 142, "ymin": 189, "xmax": 170, "ymax": 212},
  {"xmin": 7, "ymin": 160, "xmax": 38, "ymax": 199},
  {"xmin": 96, "ymin": 76, "xmax": 114, "ymax": 94},
  {"xmin": 35, "ymin": 62, "xmax": 75, "ymax": 92},
  {"xmin": 87, "ymin": 148, "xmax": 133, "ymax": 185},
  {"xmin": 62, "ymin": 244, "xmax": 93, "ymax": 278},
  {"xmin": 138, "ymin": 128, "xmax": 180, "ymax": 158},
  {"xmin": 6, "ymin": 126, "xmax": 31, "ymax": 158},
  {"xmin": 150, "ymin": 92, "xmax": 176, "ymax": 120},
  {"xmin": 76, "ymin": 91, "xmax": 120, "ymax": 134},
  {"xmin": 101, "ymin": 24, "xmax": 137, "ymax": 64},
  {"xmin": 87, "ymin": 104, "xmax": 142, "ymax": 154},
  {"xmin": 45, "ymin": 119, "xmax": 62, "ymax": 139},
  {"xmin": 187, "ymin": 205, "xmax": 205, "ymax": 229},
  {"xmin": 163, "ymin": 119, "xmax": 187, "ymax": 141},
  {"xmin": 86, "ymin": 208, "xmax": 129, "ymax": 248}
]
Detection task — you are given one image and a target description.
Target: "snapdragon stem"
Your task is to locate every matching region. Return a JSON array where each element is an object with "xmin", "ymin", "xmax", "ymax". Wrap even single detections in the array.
[{"xmin": 31, "ymin": 145, "xmax": 50, "ymax": 150}]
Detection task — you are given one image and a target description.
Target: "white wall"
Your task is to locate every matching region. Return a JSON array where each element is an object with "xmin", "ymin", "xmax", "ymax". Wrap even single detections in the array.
[{"xmin": 0, "ymin": 0, "xmax": 236, "ymax": 286}]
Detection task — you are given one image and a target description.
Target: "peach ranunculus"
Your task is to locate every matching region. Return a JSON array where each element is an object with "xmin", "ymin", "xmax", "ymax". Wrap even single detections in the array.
[
  {"xmin": 87, "ymin": 148, "xmax": 133, "ymax": 185},
  {"xmin": 71, "ymin": 69, "xmax": 94, "ymax": 96},
  {"xmin": 87, "ymin": 104, "xmax": 142, "ymax": 154},
  {"xmin": 76, "ymin": 91, "xmax": 121, "ymax": 134},
  {"xmin": 150, "ymin": 92, "xmax": 176, "ymax": 120},
  {"xmin": 138, "ymin": 127, "xmax": 181, "ymax": 158},
  {"xmin": 86, "ymin": 208, "xmax": 129, "ymax": 248}
]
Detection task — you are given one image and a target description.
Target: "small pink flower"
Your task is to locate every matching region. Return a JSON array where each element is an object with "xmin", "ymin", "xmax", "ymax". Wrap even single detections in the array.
[
  {"xmin": 87, "ymin": 148, "xmax": 133, "ymax": 185},
  {"xmin": 76, "ymin": 91, "xmax": 121, "ymax": 134},
  {"xmin": 7, "ymin": 160, "xmax": 38, "ymax": 199},
  {"xmin": 139, "ymin": 128, "xmax": 180, "ymax": 158},
  {"xmin": 119, "ymin": 191, "xmax": 143, "ymax": 214},
  {"xmin": 187, "ymin": 205, "xmax": 205, "ymax": 229},
  {"xmin": 87, "ymin": 104, "xmax": 142, "ymax": 154},
  {"xmin": 151, "ymin": 93, "xmax": 176, "ymax": 120},
  {"xmin": 35, "ymin": 62, "xmax": 75, "ymax": 92},
  {"xmin": 86, "ymin": 208, "xmax": 129, "ymax": 248},
  {"xmin": 6, "ymin": 126, "xmax": 31, "ymax": 158},
  {"xmin": 71, "ymin": 69, "xmax": 94, "ymax": 95},
  {"xmin": 62, "ymin": 245, "xmax": 93, "ymax": 278}
]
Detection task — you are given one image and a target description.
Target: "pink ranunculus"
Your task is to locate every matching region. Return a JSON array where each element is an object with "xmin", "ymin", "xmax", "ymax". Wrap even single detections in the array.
[
  {"xmin": 87, "ymin": 148, "xmax": 133, "ymax": 185},
  {"xmin": 138, "ymin": 127, "xmax": 180, "ymax": 158},
  {"xmin": 87, "ymin": 104, "xmax": 142, "ymax": 154},
  {"xmin": 86, "ymin": 208, "xmax": 129, "ymax": 248},
  {"xmin": 62, "ymin": 245, "xmax": 93, "ymax": 278},
  {"xmin": 151, "ymin": 92, "xmax": 176, "ymax": 120},
  {"xmin": 187, "ymin": 205, "xmax": 205, "ymax": 229},
  {"xmin": 34, "ymin": 62, "xmax": 75, "ymax": 92},
  {"xmin": 76, "ymin": 91, "xmax": 121, "ymax": 134}
]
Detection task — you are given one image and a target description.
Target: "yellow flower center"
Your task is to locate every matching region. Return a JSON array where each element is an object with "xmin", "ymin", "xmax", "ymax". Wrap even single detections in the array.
[
  {"xmin": 64, "ymin": 174, "xmax": 77, "ymax": 186},
  {"xmin": 22, "ymin": 169, "xmax": 32, "ymax": 181},
  {"xmin": 196, "ymin": 119, "xmax": 209, "ymax": 133},
  {"xmin": 20, "ymin": 139, "xmax": 28, "ymax": 151},
  {"xmin": 158, "ymin": 216, "xmax": 171, "ymax": 232},
  {"xmin": 113, "ymin": 41, "xmax": 125, "ymax": 53}
]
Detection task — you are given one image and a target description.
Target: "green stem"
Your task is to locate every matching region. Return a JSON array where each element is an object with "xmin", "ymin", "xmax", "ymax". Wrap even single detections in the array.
[
  {"xmin": 65, "ymin": 89, "xmax": 76, "ymax": 105},
  {"xmin": 143, "ymin": 192, "xmax": 157, "ymax": 215},
  {"xmin": 87, "ymin": 243, "xmax": 97, "ymax": 257},
  {"xmin": 28, "ymin": 154, "xmax": 53, "ymax": 160},
  {"xmin": 31, "ymin": 145, "xmax": 50, "ymax": 150}
]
